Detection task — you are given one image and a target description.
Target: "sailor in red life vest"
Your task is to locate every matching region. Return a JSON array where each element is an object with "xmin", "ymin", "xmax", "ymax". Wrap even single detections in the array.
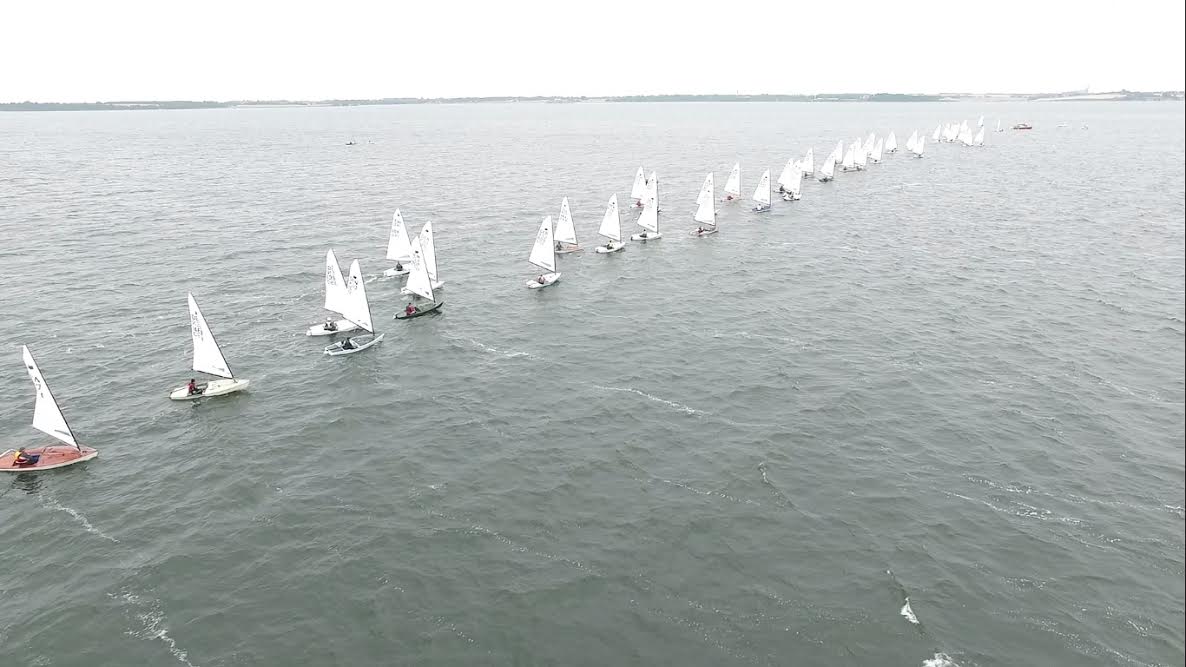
[
  {"xmin": 186, "ymin": 378, "xmax": 199, "ymax": 395},
  {"xmin": 405, "ymin": 303, "xmax": 417, "ymax": 316}
]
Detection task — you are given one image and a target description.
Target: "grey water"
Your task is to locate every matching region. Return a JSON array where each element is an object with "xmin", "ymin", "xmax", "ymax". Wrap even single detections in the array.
[{"xmin": 0, "ymin": 101, "xmax": 1182, "ymax": 666}]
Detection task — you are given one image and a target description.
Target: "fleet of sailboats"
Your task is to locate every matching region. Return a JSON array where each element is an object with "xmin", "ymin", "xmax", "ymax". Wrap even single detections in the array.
[
  {"xmin": 170, "ymin": 293, "xmax": 249, "ymax": 399},
  {"xmin": 2, "ymin": 346, "xmax": 99, "ymax": 472}
]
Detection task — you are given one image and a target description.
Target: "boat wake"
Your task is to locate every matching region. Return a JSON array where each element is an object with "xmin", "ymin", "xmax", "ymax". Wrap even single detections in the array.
[
  {"xmin": 447, "ymin": 335, "xmax": 540, "ymax": 360},
  {"xmin": 40, "ymin": 492, "xmax": 118, "ymax": 542},
  {"xmin": 594, "ymin": 385, "xmax": 704, "ymax": 415},
  {"xmin": 887, "ymin": 570, "xmax": 922, "ymax": 627},
  {"xmin": 110, "ymin": 592, "xmax": 200, "ymax": 667},
  {"xmin": 901, "ymin": 597, "xmax": 919, "ymax": 624},
  {"xmin": 922, "ymin": 653, "xmax": 960, "ymax": 667}
]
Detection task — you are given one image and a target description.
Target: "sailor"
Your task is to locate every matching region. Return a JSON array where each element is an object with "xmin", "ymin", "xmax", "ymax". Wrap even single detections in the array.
[
  {"xmin": 324, "ymin": 317, "xmax": 337, "ymax": 332},
  {"xmin": 13, "ymin": 448, "xmax": 36, "ymax": 465},
  {"xmin": 555, "ymin": 241, "xmax": 563, "ymax": 251},
  {"xmin": 405, "ymin": 303, "xmax": 417, "ymax": 316},
  {"xmin": 394, "ymin": 261, "xmax": 403, "ymax": 272},
  {"xmin": 341, "ymin": 338, "xmax": 356, "ymax": 350},
  {"xmin": 186, "ymin": 378, "xmax": 199, "ymax": 395},
  {"xmin": 536, "ymin": 275, "xmax": 546, "ymax": 285}
]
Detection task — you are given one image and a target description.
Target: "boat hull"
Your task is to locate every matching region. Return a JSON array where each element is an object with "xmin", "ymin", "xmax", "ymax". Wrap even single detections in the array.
[
  {"xmin": 169, "ymin": 378, "xmax": 250, "ymax": 401},
  {"xmin": 595, "ymin": 242, "xmax": 625, "ymax": 254},
  {"xmin": 782, "ymin": 193, "xmax": 801, "ymax": 201},
  {"xmin": 752, "ymin": 204, "xmax": 771, "ymax": 212},
  {"xmin": 305, "ymin": 319, "xmax": 359, "ymax": 337},
  {"xmin": 691, "ymin": 227, "xmax": 719, "ymax": 237},
  {"xmin": 2, "ymin": 445, "xmax": 98, "ymax": 472},
  {"xmin": 630, "ymin": 232, "xmax": 662, "ymax": 241},
  {"xmin": 383, "ymin": 265, "xmax": 410, "ymax": 277},
  {"xmin": 555, "ymin": 245, "xmax": 582, "ymax": 255},
  {"xmin": 526, "ymin": 272, "xmax": 561, "ymax": 289},
  {"xmin": 394, "ymin": 301, "xmax": 444, "ymax": 319},
  {"xmin": 324, "ymin": 333, "xmax": 385, "ymax": 356}
]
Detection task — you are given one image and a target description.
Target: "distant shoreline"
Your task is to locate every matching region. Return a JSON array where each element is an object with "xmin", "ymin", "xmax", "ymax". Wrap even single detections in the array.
[{"xmin": 2, "ymin": 91, "xmax": 1182, "ymax": 111}]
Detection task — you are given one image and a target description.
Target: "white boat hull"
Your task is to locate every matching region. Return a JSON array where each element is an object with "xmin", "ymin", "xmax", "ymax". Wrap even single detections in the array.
[
  {"xmin": 324, "ymin": 333, "xmax": 385, "ymax": 356},
  {"xmin": 526, "ymin": 272, "xmax": 561, "ymax": 289},
  {"xmin": 400, "ymin": 280, "xmax": 444, "ymax": 296},
  {"xmin": 556, "ymin": 245, "xmax": 582, "ymax": 255},
  {"xmin": 752, "ymin": 204, "xmax": 771, "ymax": 212},
  {"xmin": 691, "ymin": 227, "xmax": 719, "ymax": 237},
  {"xmin": 383, "ymin": 265, "xmax": 410, "ymax": 277},
  {"xmin": 305, "ymin": 319, "xmax": 359, "ymax": 337},
  {"xmin": 782, "ymin": 193, "xmax": 801, "ymax": 201},
  {"xmin": 595, "ymin": 241, "xmax": 625, "ymax": 254},
  {"xmin": 630, "ymin": 232, "xmax": 662, "ymax": 241},
  {"xmin": 169, "ymin": 378, "xmax": 250, "ymax": 401}
]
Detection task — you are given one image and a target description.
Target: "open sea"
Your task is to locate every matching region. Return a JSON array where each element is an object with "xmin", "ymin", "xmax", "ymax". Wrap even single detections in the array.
[{"xmin": 0, "ymin": 101, "xmax": 1183, "ymax": 666}]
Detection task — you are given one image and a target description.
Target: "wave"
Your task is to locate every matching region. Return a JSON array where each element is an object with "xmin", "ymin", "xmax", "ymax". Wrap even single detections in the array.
[
  {"xmin": 40, "ymin": 492, "xmax": 118, "ymax": 542},
  {"xmin": 594, "ymin": 385, "xmax": 704, "ymax": 415},
  {"xmin": 110, "ymin": 592, "xmax": 200, "ymax": 667}
]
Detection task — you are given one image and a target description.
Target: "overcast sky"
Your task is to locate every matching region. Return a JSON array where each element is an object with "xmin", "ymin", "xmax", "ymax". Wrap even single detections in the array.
[{"xmin": 2, "ymin": 0, "xmax": 1183, "ymax": 102}]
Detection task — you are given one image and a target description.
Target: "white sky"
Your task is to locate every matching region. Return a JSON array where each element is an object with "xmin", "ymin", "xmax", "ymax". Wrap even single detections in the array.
[{"xmin": 2, "ymin": 0, "xmax": 1183, "ymax": 102}]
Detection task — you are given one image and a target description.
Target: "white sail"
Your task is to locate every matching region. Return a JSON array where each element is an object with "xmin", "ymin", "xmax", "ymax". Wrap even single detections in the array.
[
  {"xmin": 555, "ymin": 196, "xmax": 578, "ymax": 245},
  {"xmin": 886, "ymin": 132, "xmax": 898, "ymax": 152},
  {"xmin": 864, "ymin": 132, "xmax": 876, "ymax": 155},
  {"xmin": 932, "ymin": 125, "xmax": 941, "ymax": 142},
  {"xmin": 404, "ymin": 236, "xmax": 435, "ymax": 302},
  {"xmin": 819, "ymin": 154, "xmax": 836, "ymax": 180},
  {"xmin": 801, "ymin": 148, "xmax": 814, "ymax": 176},
  {"xmin": 342, "ymin": 260, "xmax": 375, "ymax": 333},
  {"xmin": 788, "ymin": 167, "xmax": 803, "ymax": 196},
  {"xmin": 528, "ymin": 216, "xmax": 557, "ymax": 273},
  {"xmin": 724, "ymin": 162, "xmax": 741, "ymax": 197},
  {"xmin": 996, "ymin": 118, "xmax": 1002, "ymax": 132},
  {"xmin": 419, "ymin": 221, "xmax": 440, "ymax": 282},
  {"xmin": 752, "ymin": 169, "xmax": 771, "ymax": 206},
  {"xmin": 598, "ymin": 194, "xmax": 622, "ymax": 242},
  {"xmin": 385, "ymin": 209, "xmax": 413, "ymax": 262},
  {"xmin": 915, "ymin": 136, "xmax": 926, "ymax": 156},
  {"xmin": 855, "ymin": 139, "xmax": 869, "ymax": 169},
  {"xmin": 973, "ymin": 126, "xmax": 985, "ymax": 146},
  {"xmin": 324, "ymin": 249, "xmax": 349, "ymax": 315},
  {"xmin": 631, "ymin": 167, "xmax": 648, "ymax": 200},
  {"xmin": 872, "ymin": 138, "xmax": 884, "ymax": 163},
  {"xmin": 694, "ymin": 173, "xmax": 715, "ymax": 224},
  {"xmin": 22, "ymin": 345, "xmax": 78, "ymax": 448},
  {"xmin": 777, "ymin": 159, "xmax": 797, "ymax": 187},
  {"xmin": 637, "ymin": 194, "xmax": 659, "ymax": 234},
  {"xmin": 906, "ymin": 130, "xmax": 919, "ymax": 152},
  {"xmin": 187, "ymin": 293, "xmax": 233, "ymax": 379},
  {"xmin": 841, "ymin": 144, "xmax": 856, "ymax": 170},
  {"xmin": 977, "ymin": 115, "xmax": 985, "ymax": 127}
]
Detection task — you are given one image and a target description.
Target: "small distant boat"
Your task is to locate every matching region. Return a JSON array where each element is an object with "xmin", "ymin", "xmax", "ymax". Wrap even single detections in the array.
[
  {"xmin": 526, "ymin": 216, "xmax": 561, "ymax": 288},
  {"xmin": 324, "ymin": 260, "xmax": 384, "ymax": 354},
  {"xmin": 1057, "ymin": 123, "xmax": 1069, "ymax": 128},
  {"xmin": 2, "ymin": 346, "xmax": 99, "ymax": 473},
  {"xmin": 912, "ymin": 135, "xmax": 926, "ymax": 158},
  {"xmin": 995, "ymin": 118, "xmax": 1003, "ymax": 133},
  {"xmin": 630, "ymin": 167, "xmax": 648, "ymax": 206},
  {"xmin": 631, "ymin": 175, "xmax": 662, "ymax": 241},
  {"xmin": 723, "ymin": 162, "xmax": 742, "ymax": 201},
  {"xmin": 817, "ymin": 153, "xmax": 836, "ymax": 183},
  {"xmin": 308, "ymin": 249, "xmax": 360, "ymax": 336},
  {"xmin": 905, "ymin": 130, "xmax": 919, "ymax": 154},
  {"xmin": 383, "ymin": 209, "xmax": 413, "ymax": 277},
  {"xmin": 870, "ymin": 137, "xmax": 884, "ymax": 164},
  {"xmin": 783, "ymin": 164, "xmax": 804, "ymax": 200},
  {"xmin": 594, "ymin": 194, "xmax": 625, "ymax": 254},
  {"xmin": 346, "ymin": 140, "xmax": 357, "ymax": 146},
  {"xmin": 777, "ymin": 158, "xmax": 798, "ymax": 193},
  {"xmin": 170, "ymin": 294, "xmax": 249, "ymax": 400},
  {"xmin": 395, "ymin": 235, "xmax": 443, "ymax": 320},
  {"xmin": 400, "ymin": 221, "xmax": 445, "ymax": 295},
  {"xmin": 932, "ymin": 125, "xmax": 941, "ymax": 143},
  {"xmin": 692, "ymin": 172, "xmax": 719, "ymax": 236},
  {"xmin": 973, "ymin": 126, "xmax": 985, "ymax": 146},
  {"xmin": 885, "ymin": 132, "xmax": 898, "ymax": 153},
  {"xmin": 840, "ymin": 142, "xmax": 858, "ymax": 172},
  {"xmin": 1012, "ymin": 123, "xmax": 1033, "ymax": 130},
  {"xmin": 977, "ymin": 115, "xmax": 985, "ymax": 128},
  {"xmin": 554, "ymin": 196, "xmax": 582, "ymax": 254},
  {"xmin": 801, "ymin": 148, "xmax": 814, "ymax": 177},
  {"xmin": 752, "ymin": 169, "xmax": 771, "ymax": 212}
]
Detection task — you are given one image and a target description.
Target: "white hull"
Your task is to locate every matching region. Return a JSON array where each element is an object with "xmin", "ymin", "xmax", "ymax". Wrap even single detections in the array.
[
  {"xmin": 324, "ymin": 333, "xmax": 385, "ymax": 356},
  {"xmin": 526, "ymin": 272, "xmax": 561, "ymax": 289},
  {"xmin": 305, "ymin": 319, "xmax": 359, "ymax": 337},
  {"xmin": 400, "ymin": 280, "xmax": 444, "ymax": 296},
  {"xmin": 691, "ymin": 227, "xmax": 719, "ymax": 237},
  {"xmin": 818, "ymin": 176, "xmax": 833, "ymax": 183},
  {"xmin": 752, "ymin": 204, "xmax": 771, "ymax": 212},
  {"xmin": 782, "ymin": 193, "xmax": 801, "ymax": 201},
  {"xmin": 383, "ymin": 265, "xmax": 410, "ymax": 277},
  {"xmin": 630, "ymin": 232, "xmax": 662, "ymax": 241},
  {"xmin": 169, "ymin": 378, "xmax": 250, "ymax": 401},
  {"xmin": 555, "ymin": 245, "xmax": 582, "ymax": 255},
  {"xmin": 595, "ymin": 241, "xmax": 625, "ymax": 254}
]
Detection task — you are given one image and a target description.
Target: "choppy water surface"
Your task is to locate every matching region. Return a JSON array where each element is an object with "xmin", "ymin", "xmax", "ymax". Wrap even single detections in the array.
[{"xmin": 0, "ymin": 102, "xmax": 1183, "ymax": 666}]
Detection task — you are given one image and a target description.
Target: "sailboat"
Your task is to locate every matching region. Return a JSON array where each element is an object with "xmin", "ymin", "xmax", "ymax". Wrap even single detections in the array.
[
  {"xmin": 995, "ymin": 118, "xmax": 1003, "ymax": 133},
  {"xmin": 692, "ymin": 172, "xmax": 718, "ymax": 236},
  {"xmin": 723, "ymin": 163, "xmax": 742, "ymax": 201},
  {"xmin": 959, "ymin": 125, "xmax": 974, "ymax": 146},
  {"xmin": 2, "ymin": 346, "xmax": 99, "ymax": 472},
  {"xmin": 752, "ymin": 169, "xmax": 771, "ymax": 212},
  {"xmin": 777, "ymin": 159, "xmax": 797, "ymax": 194},
  {"xmin": 394, "ymin": 235, "xmax": 443, "ymax": 319},
  {"xmin": 170, "ymin": 293, "xmax": 250, "ymax": 399},
  {"xmin": 886, "ymin": 132, "xmax": 898, "ymax": 153},
  {"xmin": 382, "ymin": 209, "xmax": 414, "ymax": 277},
  {"xmin": 818, "ymin": 153, "xmax": 836, "ymax": 182},
  {"xmin": 554, "ymin": 196, "xmax": 582, "ymax": 253},
  {"xmin": 863, "ymin": 132, "xmax": 876, "ymax": 157},
  {"xmin": 801, "ymin": 148, "xmax": 814, "ymax": 176},
  {"xmin": 526, "ymin": 216, "xmax": 561, "ymax": 288},
  {"xmin": 307, "ymin": 249, "xmax": 361, "ymax": 336},
  {"xmin": 973, "ymin": 126, "xmax": 985, "ymax": 146},
  {"xmin": 932, "ymin": 125, "xmax": 942, "ymax": 143},
  {"xmin": 871, "ymin": 138, "xmax": 884, "ymax": 164},
  {"xmin": 400, "ymin": 221, "xmax": 444, "ymax": 295},
  {"xmin": 595, "ymin": 194, "xmax": 625, "ymax": 254},
  {"xmin": 783, "ymin": 164, "xmax": 803, "ymax": 200},
  {"xmin": 832, "ymin": 140, "xmax": 844, "ymax": 164},
  {"xmin": 905, "ymin": 130, "xmax": 919, "ymax": 153},
  {"xmin": 324, "ymin": 260, "xmax": 384, "ymax": 354},
  {"xmin": 855, "ymin": 138, "xmax": 869, "ymax": 170},
  {"xmin": 630, "ymin": 167, "xmax": 648, "ymax": 206},
  {"xmin": 631, "ymin": 175, "xmax": 661, "ymax": 241},
  {"xmin": 913, "ymin": 135, "xmax": 926, "ymax": 158},
  {"xmin": 977, "ymin": 115, "xmax": 985, "ymax": 128},
  {"xmin": 840, "ymin": 142, "xmax": 857, "ymax": 172}
]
